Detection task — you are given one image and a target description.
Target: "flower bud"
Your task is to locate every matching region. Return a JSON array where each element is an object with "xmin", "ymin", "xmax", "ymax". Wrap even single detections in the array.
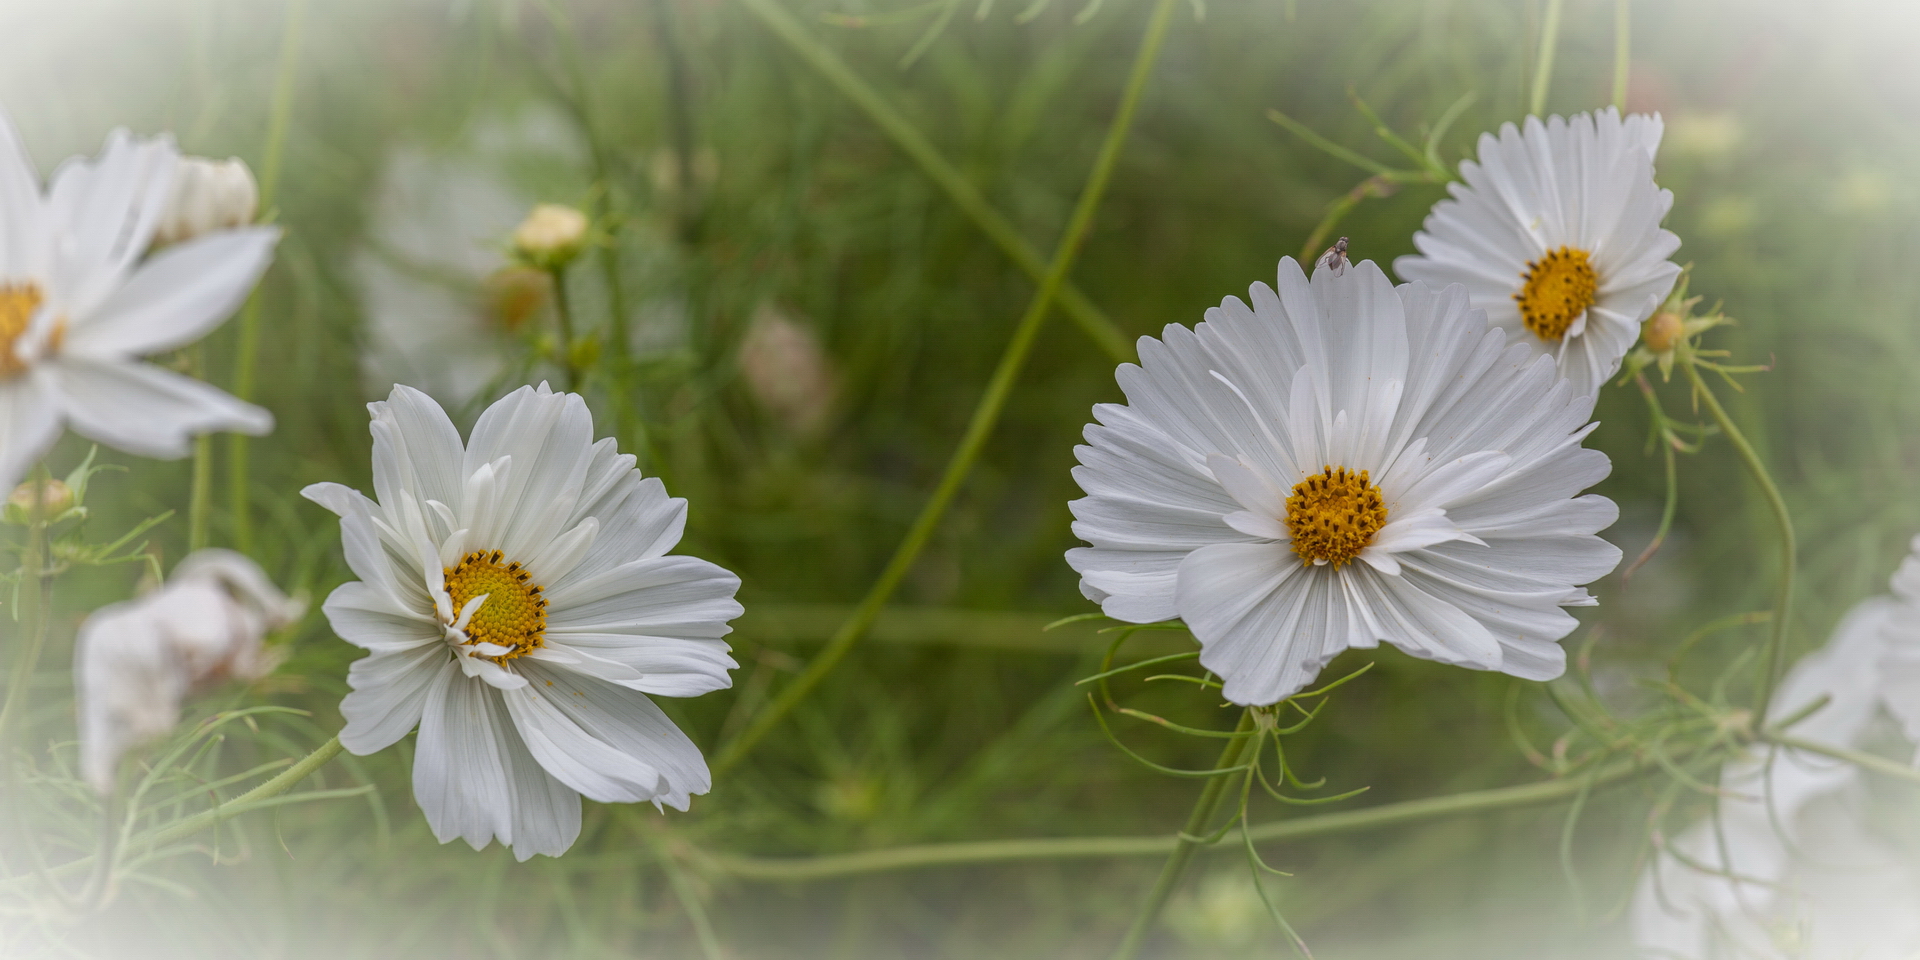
[
  {"xmin": 512, "ymin": 203, "xmax": 590, "ymax": 269},
  {"xmin": 76, "ymin": 550, "xmax": 305, "ymax": 792},
  {"xmin": 1643, "ymin": 310, "xmax": 1685, "ymax": 353},
  {"xmin": 483, "ymin": 265, "xmax": 552, "ymax": 332},
  {"xmin": 6, "ymin": 477, "xmax": 73, "ymax": 521},
  {"xmin": 155, "ymin": 156, "xmax": 259, "ymax": 246}
]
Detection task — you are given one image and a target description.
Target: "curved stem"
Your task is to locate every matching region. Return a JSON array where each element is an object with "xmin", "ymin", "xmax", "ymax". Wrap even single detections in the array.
[
  {"xmin": 1762, "ymin": 733, "xmax": 1920, "ymax": 786},
  {"xmin": 732, "ymin": 0, "xmax": 1132, "ymax": 362},
  {"xmin": 1111, "ymin": 711, "xmax": 1256, "ymax": 960},
  {"xmin": 696, "ymin": 755, "xmax": 1654, "ymax": 882},
  {"xmin": 708, "ymin": 0, "xmax": 1182, "ymax": 776},
  {"xmin": 227, "ymin": 0, "xmax": 306, "ymax": 556},
  {"xmin": 1682, "ymin": 360, "xmax": 1795, "ymax": 723}
]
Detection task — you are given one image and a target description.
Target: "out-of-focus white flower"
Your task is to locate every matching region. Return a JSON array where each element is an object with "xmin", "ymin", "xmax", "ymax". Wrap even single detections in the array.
[
  {"xmin": 154, "ymin": 156, "xmax": 258, "ymax": 246},
  {"xmin": 1395, "ymin": 108, "xmax": 1681, "ymax": 398},
  {"xmin": 75, "ymin": 549, "xmax": 304, "ymax": 792},
  {"xmin": 304, "ymin": 383, "xmax": 742, "ymax": 860},
  {"xmin": 0, "ymin": 109, "xmax": 277, "ymax": 491},
  {"xmin": 512, "ymin": 203, "xmax": 589, "ymax": 269},
  {"xmin": 739, "ymin": 302, "xmax": 836, "ymax": 437},
  {"xmin": 1632, "ymin": 582, "xmax": 1920, "ymax": 959},
  {"xmin": 1066, "ymin": 259, "xmax": 1621, "ymax": 705},
  {"xmin": 1876, "ymin": 535, "xmax": 1920, "ymax": 759}
]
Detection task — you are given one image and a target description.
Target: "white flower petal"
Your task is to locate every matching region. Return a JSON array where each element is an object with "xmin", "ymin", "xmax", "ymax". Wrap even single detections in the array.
[
  {"xmin": 539, "ymin": 633, "xmax": 737, "ymax": 698},
  {"xmin": 0, "ymin": 372, "xmax": 63, "ymax": 492},
  {"xmin": 511, "ymin": 661, "xmax": 712, "ymax": 810},
  {"xmin": 52, "ymin": 356, "xmax": 271, "ymax": 458},
  {"xmin": 544, "ymin": 555, "xmax": 743, "ymax": 638},
  {"xmin": 339, "ymin": 643, "xmax": 447, "ymax": 755},
  {"xmin": 44, "ymin": 129, "xmax": 178, "ymax": 318},
  {"xmin": 1177, "ymin": 541, "xmax": 1347, "ymax": 705},
  {"xmin": 63, "ymin": 227, "xmax": 279, "ymax": 358},
  {"xmin": 0, "ymin": 108, "xmax": 45, "ymax": 280}
]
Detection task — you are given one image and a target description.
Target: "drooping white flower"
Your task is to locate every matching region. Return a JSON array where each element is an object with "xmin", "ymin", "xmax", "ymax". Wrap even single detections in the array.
[
  {"xmin": 1875, "ymin": 535, "xmax": 1920, "ymax": 755},
  {"xmin": 0, "ymin": 110, "xmax": 277, "ymax": 492},
  {"xmin": 1631, "ymin": 595, "xmax": 1920, "ymax": 959},
  {"xmin": 304, "ymin": 382, "xmax": 741, "ymax": 860},
  {"xmin": 154, "ymin": 155, "xmax": 259, "ymax": 247},
  {"xmin": 75, "ymin": 549, "xmax": 304, "ymax": 793},
  {"xmin": 1066, "ymin": 258, "xmax": 1620, "ymax": 705},
  {"xmin": 1394, "ymin": 108, "xmax": 1681, "ymax": 397}
]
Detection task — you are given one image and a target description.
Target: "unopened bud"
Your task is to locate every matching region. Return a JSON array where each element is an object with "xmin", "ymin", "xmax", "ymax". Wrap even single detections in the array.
[
  {"xmin": 483, "ymin": 266, "xmax": 552, "ymax": 332},
  {"xmin": 155, "ymin": 156, "xmax": 259, "ymax": 246},
  {"xmin": 6, "ymin": 477, "xmax": 73, "ymax": 522},
  {"xmin": 512, "ymin": 203, "xmax": 590, "ymax": 269},
  {"xmin": 1643, "ymin": 311, "xmax": 1685, "ymax": 353}
]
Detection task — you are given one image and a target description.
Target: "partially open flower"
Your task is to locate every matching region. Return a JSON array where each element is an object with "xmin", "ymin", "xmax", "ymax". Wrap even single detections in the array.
[
  {"xmin": 155, "ymin": 156, "xmax": 260, "ymax": 247},
  {"xmin": 512, "ymin": 203, "xmax": 590, "ymax": 269},
  {"xmin": 75, "ymin": 550, "xmax": 304, "ymax": 792}
]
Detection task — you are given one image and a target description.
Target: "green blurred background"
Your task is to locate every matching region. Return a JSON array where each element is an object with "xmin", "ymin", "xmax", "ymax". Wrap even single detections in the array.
[{"xmin": 6, "ymin": 0, "xmax": 1920, "ymax": 956}]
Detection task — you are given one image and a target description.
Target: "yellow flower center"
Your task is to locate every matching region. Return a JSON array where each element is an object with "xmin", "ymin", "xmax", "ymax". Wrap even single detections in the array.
[
  {"xmin": 1284, "ymin": 466, "xmax": 1388, "ymax": 568},
  {"xmin": 0, "ymin": 284, "xmax": 45, "ymax": 378},
  {"xmin": 444, "ymin": 550, "xmax": 547, "ymax": 660},
  {"xmin": 1513, "ymin": 246, "xmax": 1598, "ymax": 342}
]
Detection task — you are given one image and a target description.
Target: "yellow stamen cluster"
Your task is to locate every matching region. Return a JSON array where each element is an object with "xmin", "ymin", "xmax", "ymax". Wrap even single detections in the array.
[
  {"xmin": 1284, "ymin": 466, "xmax": 1388, "ymax": 568},
  {"xmin": 0, "ymin": 284, "xmax": 45, "ymax": 377},
  {"xmin": 444, "ymin": 549, "xmax": 547, "ymax": 660},
  {"xmin": 1513, "ymin": 246, "xmax": 1598, "ymax": 343}
]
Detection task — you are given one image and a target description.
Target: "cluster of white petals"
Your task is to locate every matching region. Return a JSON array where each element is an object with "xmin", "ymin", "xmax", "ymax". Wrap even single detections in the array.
[
  {"xmin": 1632, "ymin": 536, "xmax": 1920, "ymax": 959},
  {"xmin": 1396, "ymin": 108, "xmax": 1681, "ymax": 397},
  {"xmin": 154, "ymin": 156, "xmax": 259, "ymax": 247},
  {"xmin": 1067, "ymin": 258, "xmax": 1620, "ymax": 705},
  {"xmin": 75, "ymin": 550, "xmax": 304, "ymax": 793},
  {"xmin": 0, "ymin": 110, "xmax": 277, "ymax": 491},
  {"xmin": 305, "ymin": 383, "xmax": 741, "ymax": 860}
]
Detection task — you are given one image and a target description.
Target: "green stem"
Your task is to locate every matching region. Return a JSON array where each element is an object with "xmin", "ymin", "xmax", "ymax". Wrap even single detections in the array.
[
  {"xmin": 1529, "ymin": 0, "xmax": 1564, "ymax": 116},
  {"xmin": 1611, "ymin": 0, "xmax": 1631, "ymax": 113},
  {"xmin": 227, "ymin": 0, "xmax": 306, "ymax": 556},
  {"xmin": 709, "ymin": 0, "xmax": 1181, "ymax": 777},
  {"xmin": 732, "ymin": 0, "xmax": 1132, "ymax": 363},
  {"xmin": 129, "ymin": 735, "xmax": 343, "ymax": 853},
  {"xmin": 696, "ymin": 756, "xmax": 1652, "ymax": 882},
  {"xmin": 1111, "ymin": 712, "xmax": 1255, "ymax": 960},
  {"xmin": 1762, "ymin": 734, "xmax": 1920, "ymax": 786},
  {"xmin": 1681, "ymin": 360, "xmax": 1795, "ymax": 724},
  {"xmin": 549, "ymin": 265, "xmax": 583, "ymax": 393},
  {"xmin": 189, "ymin": 396, "xmax": 215, "ymax": 551},
  {"xmin": 0, "ymin": 500, "xmax": 53, "ymax": 753}
]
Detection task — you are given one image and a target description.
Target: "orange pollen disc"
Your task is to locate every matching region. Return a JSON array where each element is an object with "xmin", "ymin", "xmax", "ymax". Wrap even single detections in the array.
[
  {"xmin": 444, "ymin": 549, "xmax": 548, "ymax": 660},
  {"xmin": 1513, "ymin": 246, "xmax": 1598, "ymax": 343},
  {"xmin": 0, "ymin": 284, "xmax": 47, "ymax": 378},
  {"xmin": 1284, "ymin": 466, "xmax": 1389, "ymax": 568}
]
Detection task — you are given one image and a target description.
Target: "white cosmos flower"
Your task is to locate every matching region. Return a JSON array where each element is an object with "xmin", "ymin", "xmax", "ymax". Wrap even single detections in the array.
[
  {"xmin": 1631, "ymin": 595, "xmax": 1920, "ymax": 960},
  {"xmin": 76, "ymin": 549, "xmax": 304, "ymax": 793},
  {"xmin": 1394, "ymin": 108, "xmax": 1681, "ymax": 398},
  {"xmin": 304, "ymin": 382, "xmax": 742, "ymax": 860},
  {"xmin": 1066, "ymin": 258, "xmax": 1621, "ymax": 705},
  {"xmin": 0, "ymin": 110, "xmax": 277, "ymax": 490}
]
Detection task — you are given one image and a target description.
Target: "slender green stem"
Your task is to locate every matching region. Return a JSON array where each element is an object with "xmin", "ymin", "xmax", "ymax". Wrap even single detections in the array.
[
  {"xmin": 1611, "ymin": 0, "xmax": 1631, "ymax": 112},
  {"xmin": 0, "ymin": 499, "xmax": 53, "ymax": 752},
  {"xmin": 1111, "ymin": 711, "xmax": 1255, "ymax": 960},
  {"xmin": 1529, "ymin": 0, "xmax": 1564, "ymax": 116},
  {"xmin": 647, "ymin": 0, "xmax": 702, "ymax": 244},
  {"xmin": 657, "ymin": 839, "xmax": 730, "ymax": 960},
  {"xmin": 189, "ymin": 348, "xmax": 216, "ymax": 551},
  {"xmin": 549, "ymin": 265, "xmax": 583, "ymax": 393},
  {"xmin": 709, "ymin": 0, "xmax": 1180, "ymax": 776},
  {"xmin": 1681, "ymin": 360, "xmax": 1795, "ymax": 724},
  {"xmin": 130, "ymin": 735, "xmax": 343, "ymax": 853},
  {"xmin": 696, "ymin": 756, "xmax": 1653, "ymax": 882},
  {"xmin": 732, "ymin": 0, "xmax": 1133, "ymax": 363},
  {"xmin": 227, "ymin": 0, "xmax": 306, "ymax": 556},
  {"xmin": 1763, "ymin": 734, "xmax": 1920, "ymax": 786}
]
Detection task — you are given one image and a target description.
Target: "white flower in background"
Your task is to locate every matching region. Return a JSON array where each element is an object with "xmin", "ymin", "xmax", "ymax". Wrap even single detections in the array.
[
  {"xmin": 1394, "ymin": 108, "xmax": 1681, "ymax": 397},
  {"xmin": 1877, "ymin": 535, "xmax": 1920, "ymax": 754},
  {"xmin": 0, "ymin": 110, "xmax": 276, "ymax": 491},
  {"xmin": 153, "ymin": 156, "xmax": 258, "ymax": 246},
  {"xmin": 305, "ymin": 383, "xmax": 742, "ymax": 860},
  {"xmin": 1631, "ymin": 594, "xmax": 1920, "ymax": 959},
  {"xmin": 739, "ymin": 301, "xmax": 837, "ymax": 438},
  {"xmin": 1066, "ymin": 259, "xmax": 1620, "ymax": 705},
  {"xmin": 75, "ymin": 549, "xmax": 304, "ymax": 793}
]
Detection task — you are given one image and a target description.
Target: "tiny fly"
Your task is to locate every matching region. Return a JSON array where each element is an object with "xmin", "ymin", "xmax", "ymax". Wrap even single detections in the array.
[{"xmin": 1317, "ymin": 236, "xmax": 1350, "ymax": 276}]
